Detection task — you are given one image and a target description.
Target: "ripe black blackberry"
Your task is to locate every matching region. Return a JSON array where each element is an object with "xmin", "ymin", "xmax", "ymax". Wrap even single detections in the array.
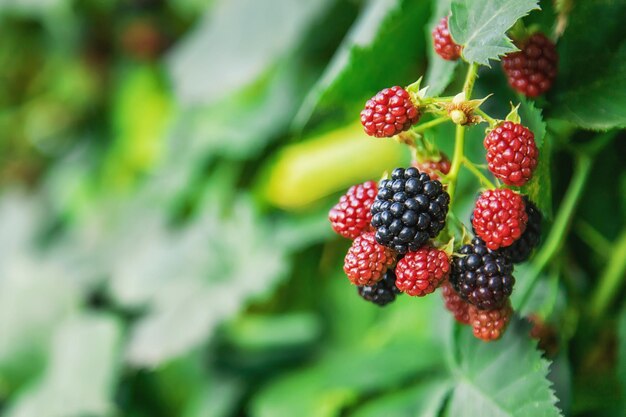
[
  {"xmin": 371, "ymin": 167, "xmax": 450, "ymax": 254},
  {"xmin": 357, "ymin": 269, "xmax": 401, "ymax": 306},
  {"xmin": 498, "ymin": 197, "xmax": 542, "ymax": 263},
  {"xmin": 449, "ymin": 238, "xmax": 515, "ymax": 310}
]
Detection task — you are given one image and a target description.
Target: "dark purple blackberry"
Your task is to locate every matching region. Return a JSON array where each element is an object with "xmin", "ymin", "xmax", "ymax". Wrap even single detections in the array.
[
  {"xmin": 498, "ymin": 197, "xmax": 542, "ymax": 263},
  {"xmin": 449, "ymin": 238, "xmax": 515, "ymax": 310},
  {"xmin": 370, "ymin": 167, "xmax": 450, "ymax": 254},
  {"xmin": 357, "ymin": 269, "xmax": 401, "ymax": 306}
]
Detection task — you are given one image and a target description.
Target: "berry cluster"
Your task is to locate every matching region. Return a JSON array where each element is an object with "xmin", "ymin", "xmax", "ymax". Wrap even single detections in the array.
[
  {"xmin": 328, "ymin": 14, "xmax": 551, "ymax": 341},
  {"xmin": 431, "ymin": 17, "xmax": 558, "ymax": 98}
]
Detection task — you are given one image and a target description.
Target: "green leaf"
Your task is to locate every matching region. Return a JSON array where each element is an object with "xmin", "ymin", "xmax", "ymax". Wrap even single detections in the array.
[
  {"xmin": 5, "ymin": 315, "xmax": 123, "ymax": 417},
  {"xmin": 350, "ymin": 379, "xmax": 452, "ymax": 417},
  {"xmin": 447, "ymin": 318, "xmax": 562, "ymax": 417},
  {"xmin": 551, "ymin": 43, "xmax": 626, "ymax": 131},
  {"xmin": 449, "ymin": 0, "xmax": 540, "ymax": 66},
  {"xmin": 294, "ymin": 0, "xmax": 430, "ymax": 129},
  {"xmin": 519, "ymin": 98, "xmax": 551, "ymax": 217},
  {"xmin": 551, "ymin": 1, "xmax": 626, "ymax": 130},
  {"xmin": 250, "ymin": 340, "xmax": 445, "ymax": 417},
  {"xmin": 0, "ymin": 192, "xmax": 81, "ymax": 390},
  {"xmin": 109, "ymin": 198, "xmax": 289, "ymax": 366},
  {"xmin": 424, "ymin": 0, "xmax": 458, "ymax": 96},
  {"xmin": 250, "ymin": 285, "xmax": 449, "ymax": 417},
  {"xmin": 166, "ymin": 0, "xmax": 331, "ymax": 104},
  {"xmin": 518, "ymin": 98, "xmax": 546, "ymax": 149}
]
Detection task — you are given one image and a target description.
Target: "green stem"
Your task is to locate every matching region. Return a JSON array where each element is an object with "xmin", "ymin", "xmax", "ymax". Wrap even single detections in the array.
[
  {"xmin": 412, "ymin": 117, "xmax": 449, "ymax": 134},
  {"xmin": 463, "ymin": 158, "xmax": 496, "ymax": 189},
  {"xmin": 590, "ymin": 228, "xmax": 626, "ymax": 318},
  {"xmin": 518, "ymin": 154, "xmax": 593, "ymax": 309},
  {"xmin": 447, "ymin": 124, "xmax": 466, "ymax": 204},
  {"xmin": 462, "ymin": 63, "xmax": 479, "ymax": 96},
  {"xmin": 446, "ymin": 63, "xmax": 479, "ymax": 205},
  {"xmin": 575, "ymin": 220, "xmax": 612, "ymax": 258},
  {"xmin": 475, "ymin": 108, "xmax": 497, "ymax": 127}
]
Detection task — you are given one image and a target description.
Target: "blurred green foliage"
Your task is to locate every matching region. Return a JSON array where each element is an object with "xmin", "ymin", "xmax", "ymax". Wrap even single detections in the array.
[{"xmin": 0, "ymin": 0, "xmax": 625, "ymax": 416}]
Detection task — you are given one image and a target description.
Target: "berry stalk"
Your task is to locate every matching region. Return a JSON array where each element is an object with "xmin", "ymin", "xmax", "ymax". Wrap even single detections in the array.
[
  {"xmin": 590, "ymin": 228, "xmax": 626, "ymax": 319},
  {"xmin": 446, "ymin": 63, "xmax": 480, "ymax": 204},
  {"xmin": 462, "ymin": 158, "xmax": 496, "ymax": 189},
  {"xmin": 412, "ymin": 116, "xmax": 449, "ymax": 134}
]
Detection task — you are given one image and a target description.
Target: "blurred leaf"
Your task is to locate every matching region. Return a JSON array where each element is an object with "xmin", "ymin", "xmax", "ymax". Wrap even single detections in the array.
[
  {"xmin": 0, "ymin": 192, "xmax": 80, "ymax": 390},
  {"xmin": 424, "ymin": 0, "xmax": 458, "ymax": 96},
  {"xmin": 101, "ymin": 65, "xmax": 174, "ymax": 189},
  {"xmin": 519, "ymin": 98, "xmax": 551, "ymax": 217},
  {"xmin": 110, "ymin": 198, "xmax": 289, "ymax": 366},
  {"xmin": 294, "ymin": 0, "xmax": 430, "ymax": 128},
  {"xmin": 259, "ymin": 123, "xmax": 409, "ymax": 210},
  {"xmin": 165, "ymin": 61, "xmax": 304, "ymax": 163},
  {"xmin": 222, "ymin": 314, "xmax": 322, "ymax": 352},
  {"xmin": 166, "ymin": 0, "xmax": 331, "ymax": 105},
  {"xmin": 551, "ymin": 1, "xmax": 626, "ymax": 130},
  {"xmin": 350, "ymin": 379, "xmax": 452, "ymax": 417},
  {"xmin": 447, "ymin": 318, "xmax": 561, "ymax": 417},
  {"xmin": 182, "ymin": 376, "xmax": 243, "ymax": 417},
  {"xmin": 5, "ymin": 315, "xmax": 122, "ymax": 417},
  {"xmin": 250, "ymin": 339, "xmax": 445, "ymax": 417},
  {"xmin": 449, "ymin": 0, "xmax": 540, "ymax": 66}
]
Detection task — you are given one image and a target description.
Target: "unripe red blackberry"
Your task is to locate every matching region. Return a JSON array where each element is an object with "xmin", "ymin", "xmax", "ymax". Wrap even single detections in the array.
[
  {"xmin": 498, "ymin": 196, "xmax": 542, "ymax": 263},
  {"xmin": 360, "ymin": 86, "xmax": 420, "ymax": 138},
  {"xmin": 432, "ymin": 17, "xmax": 462, "ymax": 61},
  {"xmin": 329, "ymin": 181, "xmax": 378, "ymax": 239},
  {"xmin": 344, "ymin": 232, "xmax": 396, "ymax": 286},
  {"xmin": 357, "ymin": 269, "xmax": 402, "ymax": 306},
  {"xmin": 449, "ymin": 238, "xmax": 515, "ymax": 310},
  {"xmin": 370, "ymin": 167, "xmax": 450, "ymax": 254},
  {"xmin": 502, "ymin": 33, "xmax": 558, "ymax": 97},
  {"xmin": 441, "ymin": 281, "xmax": 471, "ymax": 325},
  {"xmin": 472, "ymin": 189, "xmax": 528, "ymax": 250},
  {"xmin": 469, "ymin": 300, "xmax": 513, "ymax": 341},
  {"xmin": 484, "ymin": 122, "xmax": 538, "ymax": 187},
  {"xmin": 412, "ymin": 154, "xmax": 451, "ymax": 181},
  {"xmin": 395, "ymin": 247, "xmax": 449, "ymax": 296}
]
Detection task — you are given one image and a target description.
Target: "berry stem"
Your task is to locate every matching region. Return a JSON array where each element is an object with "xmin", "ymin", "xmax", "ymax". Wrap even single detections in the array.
[
  {"xmin": 475, "ymin": 108, "xmax": 497, "ymax": 127},
  {"xmin": 517, "ymin": 154, "xmax": 593, "ymax": 310},
  {"xmin": 462, "ymin": 63, "xmax": 479, "ymax": 97},
  {"xmin": 462, "ymin": 157, "xmax": 496, "ymax": 189},
  {"xmin": 446, "ymin": 123, "xmax": 466, "ymax": 203},
  {"xmin": 589, "ymin": 228, "xmax": 626, "ymax": 319},
  {"xmin": 411, "ymin": 116, "xmax": 449, "ymax": 134},
  {"xmin": 447, "ymin": 63, "xmax": 479, "ymax": 205}
]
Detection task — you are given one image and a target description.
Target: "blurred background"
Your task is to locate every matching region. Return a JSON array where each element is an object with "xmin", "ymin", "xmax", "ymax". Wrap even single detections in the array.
[{"xmin": 0, "ymin": 0, "xmax": 625, "ymax": 416}]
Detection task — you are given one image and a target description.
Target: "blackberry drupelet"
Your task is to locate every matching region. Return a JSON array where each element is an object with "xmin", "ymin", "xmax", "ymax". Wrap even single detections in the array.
[
  {"xmin": 344, "ymin": 231, "xmax": 396, "ymax": 286},
  {"xmin": 498, "ymin": 196, "xmax": 542, "ymax": 263},
  {"xmin": 472, "ymin": 188, "xmax": 528, "ymax": 250},
  {"xmin": 357, "ymin": 269, "xmax": 402, "ymax": 306},
  {"xmin": 449, "ymin": 237, "xmax": 515, "ymax": 310},
  {"xmin": 371, "ymin": 167, "xmax": 450, "ymax": 254},
  {"xmin": 395, "ymin": 246, "xmax": 449, "ymax": 296},
  {"xmin": 412, "ymin": 153, "xmax": 451, "ymax": 181},
  {"xmin": 484, "ymin": 121, "xmax": 538, "ymax": 187},
  {"xmin": 329, "ymin": 180, "xmax": 378, "ymax": 239},
  {"xmin": 502, "ymin": 33, "xmax": 558, "ymax": 97},
  {"xmin": 360, "ymin": 86, "xmax": 420, "ymax": 138},
  {"xmin": 469, "ymin": 300, "xmax": 513, "ymax": 341},
  {"xmin": 441, "ymin": 281, "xmax": 471, "ymax": 324},
  {"xmin": 432, "ymin": 16, "xmax": 462, "ymax": 61}
]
